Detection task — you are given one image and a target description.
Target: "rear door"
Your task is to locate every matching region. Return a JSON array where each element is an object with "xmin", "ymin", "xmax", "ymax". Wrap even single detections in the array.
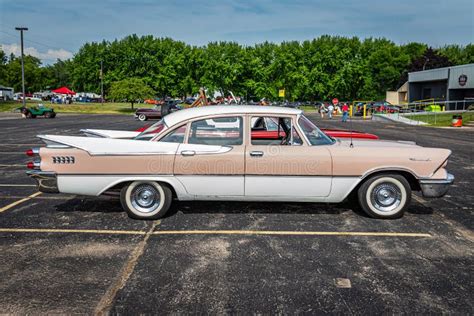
[{"xmin": 174, "ymin": 116, "xmax": 245, "ymax": 197}]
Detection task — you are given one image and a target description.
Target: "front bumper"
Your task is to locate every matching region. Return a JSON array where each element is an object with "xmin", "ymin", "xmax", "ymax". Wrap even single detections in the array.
[
  {"xmin": 27, "ymin": 170, "xmax": 59, "ymax": 193},
  {"xmin": 419, "ymin": 173, "xmax": 454, "ymax": 198}
]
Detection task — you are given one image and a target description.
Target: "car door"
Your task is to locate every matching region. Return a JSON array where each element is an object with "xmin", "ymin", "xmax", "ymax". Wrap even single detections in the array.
[
  {"xmin": 245, "ymin": 115, "xmax": 332, "ymax": 198},
  {"xmin": 173, "ymin": 115, "xmax": 245, "ymax": 197}
]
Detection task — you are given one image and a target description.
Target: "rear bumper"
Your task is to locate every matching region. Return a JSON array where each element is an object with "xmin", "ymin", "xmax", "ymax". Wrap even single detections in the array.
[
  {"xmin": 419, "ymin": 173, "xmax": 454, "ymax": 198},
  {"xmin": 27, "ymin": 170, "xmax": 59, "ymax": 193}
]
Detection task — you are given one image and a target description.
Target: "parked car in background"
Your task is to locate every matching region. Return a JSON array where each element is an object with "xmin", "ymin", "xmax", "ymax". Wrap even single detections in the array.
[
  {"xmin": 134, "ymin": 99, "xmax": 182, "ymax": 121},
  {"xmin": 28, "ymin": 106, "xmax": 453, "ymax": 220},
  {"xmin": 135, "ymin": 105, "xmax": 162, "ymax": 121},
  {"xmin": 18, "ymin": 104, "xmax": 56, "ymax": 118}
]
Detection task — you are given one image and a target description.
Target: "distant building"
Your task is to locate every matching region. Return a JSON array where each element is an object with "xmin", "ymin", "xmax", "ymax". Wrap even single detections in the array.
[
  {"xmin": 386, "ymin": 82, "xmax": 408, "ymax": 105},
  {"xmin": 0, "ymin": 85, "xmax": 14, "ymax": 101},
  {"xmin": 407, "ymin": 63, "xmax": 474, "ymax": 103}
]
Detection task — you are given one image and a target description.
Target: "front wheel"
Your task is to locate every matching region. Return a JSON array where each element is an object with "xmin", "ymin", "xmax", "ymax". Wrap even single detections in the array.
[
  {"xmin": 120, "ymin": 181, "xmax": 172, "ymax": 220},
  {"xmin": 357, "ymin": 174, "xmax": 411, "ymax": 219},
  {"xmin": 138, "ymin": 114, "xmax": 147, "ymax": 121}
]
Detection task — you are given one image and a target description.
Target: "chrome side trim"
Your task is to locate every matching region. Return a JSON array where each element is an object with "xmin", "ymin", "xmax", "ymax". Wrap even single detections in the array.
[{"xmin": 26, "ymin": 170, "xmax": 59, "ymax": 193}]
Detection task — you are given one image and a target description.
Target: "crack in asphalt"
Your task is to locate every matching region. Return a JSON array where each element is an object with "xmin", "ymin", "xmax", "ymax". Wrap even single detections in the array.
[{"xmin": 94, "ymin": 220, "xmax": 159, "ymax": 315}]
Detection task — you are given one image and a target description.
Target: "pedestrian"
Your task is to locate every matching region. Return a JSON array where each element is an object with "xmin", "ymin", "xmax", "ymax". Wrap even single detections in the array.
[
  {"xmin": 327, "ymin": 103, "xmax": 334, "ymax": 119},
  {"xmin": 342, "ymin": 102, "xmax": 349, "ymax": 122},
  {"xmin": 319, "ymin": 103, "xmax": 326, "ymax": 119}
]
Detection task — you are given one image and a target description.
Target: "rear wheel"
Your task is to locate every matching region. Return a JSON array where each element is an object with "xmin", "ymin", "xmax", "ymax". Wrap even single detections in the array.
[
  {"xmin": 138, "ymin": 114, "xmax": 147, "ymax": 121},
  {"xmin": 120, "ymin": 181, "xmax": 172, "ymax": 220},
  {"xmin": 357, "ymin": 174, "xmax": 411, "ymax": 219}
]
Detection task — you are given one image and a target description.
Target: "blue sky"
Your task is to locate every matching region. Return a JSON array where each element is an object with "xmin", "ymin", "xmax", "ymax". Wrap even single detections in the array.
[{"xmin": 0, "ymin": 0, "xmax": 473, "ymax": 64}]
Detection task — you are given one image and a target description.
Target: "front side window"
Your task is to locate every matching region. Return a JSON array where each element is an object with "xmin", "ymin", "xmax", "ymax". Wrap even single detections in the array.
[
  {"xmin": 251, "ymin": 116, "xmax": 303, "ymax": 146},
  {"xmin": 298, "ymin": 115, "xmax": 335, "ymax": 146},
  {"xmin": 159, "ymin": 125, "xmax": 187, "ymax": 143},
  {"xmin": 188, "ymin": 116, "xmax": 243, "ymax": 146}
]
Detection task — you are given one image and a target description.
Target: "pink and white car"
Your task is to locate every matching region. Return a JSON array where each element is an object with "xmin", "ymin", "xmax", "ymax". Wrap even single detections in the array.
[{"xmin": 26, "ymin": 106, "xmax": 453, "ymax": 220}]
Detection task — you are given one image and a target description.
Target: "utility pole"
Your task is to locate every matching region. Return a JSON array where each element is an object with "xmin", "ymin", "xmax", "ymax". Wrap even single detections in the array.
[
  {"xmin": 15, "ymin": 27, "xmax": 28, "ymax": 107},
  {"xmin": 100, "ymin": 60, "xmax": 104, "ymax": 104}
]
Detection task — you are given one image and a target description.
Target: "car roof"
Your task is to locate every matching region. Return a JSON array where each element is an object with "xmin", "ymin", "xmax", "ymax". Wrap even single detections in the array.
[{"xmin": 163, "ymin": 105, "xmax": 302, "ymax": 127}]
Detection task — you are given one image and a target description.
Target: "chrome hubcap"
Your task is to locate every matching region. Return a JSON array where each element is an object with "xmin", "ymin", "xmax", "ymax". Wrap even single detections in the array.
[
  {"xmin": 131, "ymin": 184, "xmax": 161, "ymax": 213},
  {"xmin": 370, "ymin": 183, "xmax": 402, "ymax": 212}
]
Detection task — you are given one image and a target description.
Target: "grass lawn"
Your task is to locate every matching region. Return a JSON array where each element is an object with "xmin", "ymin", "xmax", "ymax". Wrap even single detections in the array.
[
  {"xmin": 406, "ymin": 111, "xmax": 474, "ymax": 126},
  {"xmin": 0, "ymin": 101, "xmax": 152, "ymax": 114},
  {"xmin": 298, "ymin": 105, "xmax": 317, "ymax": 112}
]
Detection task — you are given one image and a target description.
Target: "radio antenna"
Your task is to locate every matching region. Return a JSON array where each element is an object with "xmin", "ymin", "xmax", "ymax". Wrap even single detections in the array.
[{"xmin": 349, "ymin": 103, "xmax": 354, "ymax": 148}]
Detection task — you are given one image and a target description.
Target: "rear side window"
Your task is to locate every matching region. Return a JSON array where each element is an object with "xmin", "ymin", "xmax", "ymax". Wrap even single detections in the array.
[
  {"xmin": 188, "ymin": 116, "xmax": 243, "ymax": 146},
  {"xmin": 159, "ymin": 125, "xmax": 187, "ymax": 143}
]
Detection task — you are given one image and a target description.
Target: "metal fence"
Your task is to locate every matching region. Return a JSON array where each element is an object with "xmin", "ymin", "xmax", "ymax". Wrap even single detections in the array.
[{"xmin": 406, "ymin": 99, "xmax": 474, "ymax": 112}]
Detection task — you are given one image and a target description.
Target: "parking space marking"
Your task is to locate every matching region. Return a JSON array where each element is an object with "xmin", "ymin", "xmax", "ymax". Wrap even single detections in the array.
[
  {"xmin": 0, "ymin": 228, "xmax": 432, "ymax": 238},
  {"xmin": 0, "ymin": 164, "xmax": 27, "ymax": 167},
  {"xmin": 0, "ymin": 195, "xmax": 74, "ymax": 200},
  {"xmin": 0, "ymin": 192, "xmax": 42, "ymax": 213},
  {"xmin": 0, "ymin": 228, "xmax": 147, "ymax": 235},
  {"xmin": 152, "ymin": 230, "xmax": 433, "ymax": 237},
  {"xmin": 0, "ymin": 144, "xmax": 41, "ymax": 146}
]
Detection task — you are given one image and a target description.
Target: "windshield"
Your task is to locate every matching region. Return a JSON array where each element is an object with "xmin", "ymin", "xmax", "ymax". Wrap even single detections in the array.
[
  {"xmin": 134, "ymin": 120, "xmax": 166, "ymax": 141},
  {"xmin": 298, "ymin": 115, "xmax": 335, "ymax": 145}
]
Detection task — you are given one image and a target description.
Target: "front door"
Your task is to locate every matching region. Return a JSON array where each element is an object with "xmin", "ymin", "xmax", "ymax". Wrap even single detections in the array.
[
  {"xmin": 173, "ymin": 116, "xmax": 245, "ymax": 197},
  {"xmin": 245, "ymin": 116, "xmax": 332, "ymax": 197}
]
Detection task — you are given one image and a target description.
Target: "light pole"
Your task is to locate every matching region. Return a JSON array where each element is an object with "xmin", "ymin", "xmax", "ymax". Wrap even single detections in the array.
[
  {"xmin": 15, "ymin": 27, "xmax": 28, "ymax": 108},
  {"xmin": 100, "ymin": 60, "xmax": 104, "ymax": 104}
]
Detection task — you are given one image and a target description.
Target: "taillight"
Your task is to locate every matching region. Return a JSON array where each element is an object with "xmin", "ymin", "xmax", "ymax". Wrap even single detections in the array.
[
  {"xmin": 26, "ymin": 148, "xmax": 39, "ymax": 156},
  {"xmin": 26, "ymin": 161, "xmax": 41, "ymax": 169}
]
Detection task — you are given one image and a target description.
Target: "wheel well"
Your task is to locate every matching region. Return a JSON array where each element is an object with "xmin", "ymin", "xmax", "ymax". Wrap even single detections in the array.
[
  {"xmin": 103, "ymin": 180, "xmax": 178, "ymax": 198},
  {"xmin": 350, "ymin": 170, "xmax": 421, "ymax": 199}
]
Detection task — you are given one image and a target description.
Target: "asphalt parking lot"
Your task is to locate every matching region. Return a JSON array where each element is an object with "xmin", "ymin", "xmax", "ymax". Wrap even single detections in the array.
[{"xmin": 0, "ymin": 112, "xmax": 473, "ymax": 314}]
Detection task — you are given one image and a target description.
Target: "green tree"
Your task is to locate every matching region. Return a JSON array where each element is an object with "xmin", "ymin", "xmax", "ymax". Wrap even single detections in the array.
[{"xmin": 108, "ymin": 78, "xmax": 154, "ymax": 109}]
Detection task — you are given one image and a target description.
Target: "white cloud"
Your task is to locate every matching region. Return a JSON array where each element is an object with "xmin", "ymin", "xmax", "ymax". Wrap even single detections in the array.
[{"xmin": 0, "ymin": 43, "xmax": 73, "ymax": 62}]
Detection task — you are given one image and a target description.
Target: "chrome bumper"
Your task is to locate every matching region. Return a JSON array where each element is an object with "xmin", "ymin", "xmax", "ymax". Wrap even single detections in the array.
[
  {"xmin": 27, "ymin": 170, "xmax": 59, "ymax": 193},
  {"xmin": 419, "ymin": 173, "xmax": 454, "ymax": 198}
]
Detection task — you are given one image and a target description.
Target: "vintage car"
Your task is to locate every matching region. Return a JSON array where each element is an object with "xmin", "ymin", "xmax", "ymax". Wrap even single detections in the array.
[{"xmin": 26, "ymin": 106, "xmax": 453, "ymax": 220}]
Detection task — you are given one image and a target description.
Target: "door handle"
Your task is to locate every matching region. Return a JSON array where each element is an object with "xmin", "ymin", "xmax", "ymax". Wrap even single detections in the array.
[
  {"xmin": 250, "ymin": 151, "xmax": 264, "ymax": 157},
  {"xmin": 181, "ymin": 150, "xmax": 196, "ymax": 156}
]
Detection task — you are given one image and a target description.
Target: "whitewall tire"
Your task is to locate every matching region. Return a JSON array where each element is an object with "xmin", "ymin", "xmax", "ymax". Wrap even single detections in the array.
[
  {"xmin": 120, "ymin": 181, "xmax": 172, "ymax": 220},
  {"xmin": 357, "ymin": 174, "xmax": 411, "ymax": 219},
  {"xmin": 138, "ymin": 114, "xmax": 147, "ymax": 121}
]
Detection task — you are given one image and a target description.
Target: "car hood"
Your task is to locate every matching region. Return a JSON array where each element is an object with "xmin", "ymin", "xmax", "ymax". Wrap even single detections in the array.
[{"xmin": 322, "ymin": 128, "xmax": 378, "ymax": 139}]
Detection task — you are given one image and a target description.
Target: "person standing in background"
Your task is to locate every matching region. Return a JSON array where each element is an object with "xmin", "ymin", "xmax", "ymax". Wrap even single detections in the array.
[
  {"xmin": 327, "ymin": 103, "xmax": 334, "ymax": 119},
  {"xmin": 319, "ymin": 103, "xmax": 326, "ymax": 118},
  {"xmin": 342, "ymin": 102, "xmax": 349, "ymax": 122}
]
